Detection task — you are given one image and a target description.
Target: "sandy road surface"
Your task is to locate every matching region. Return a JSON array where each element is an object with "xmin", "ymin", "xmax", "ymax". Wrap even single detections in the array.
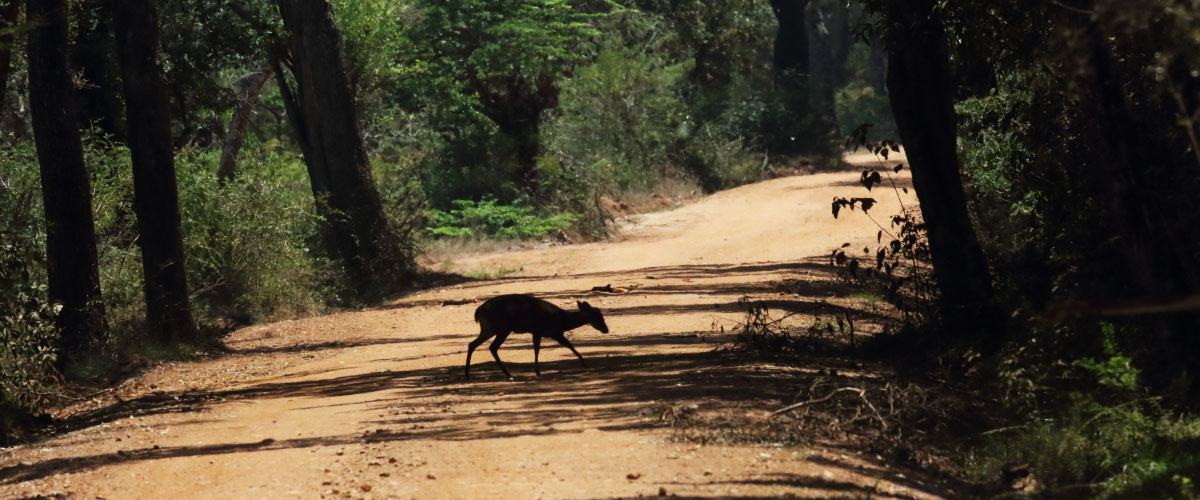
[{"xmin": 0, "ymin": 153, "xmax": 965, "ymax": 499}]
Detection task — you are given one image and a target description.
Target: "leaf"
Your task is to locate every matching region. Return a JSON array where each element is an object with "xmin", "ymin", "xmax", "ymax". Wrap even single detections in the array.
[
  {"xmin": 863, "ymin": 247, "xmax": 870, "ymax": 254},
  {"xmin": 894, "ymin": 164, "xmax": 904, "ymax": 173},
  {"xmin": 851, "ymin": 197, "xmax": 877, "ymax": 212},
  {"xmin": 847, "ymin": 258, "xmax": 859, "ymax": 278},
  {"xmin": 859, "ymin": 170, "xmax": 882, "ymax": 191},
  {"xmin": 903, "ymin": 187, "xmax": 908, "ymax": 194},
  {"xmin": 876, "ymin": 248, "xmax": 886, "ymax": 269},
  {"xmin": 841, "ymin": 242, "xmax": 851, "ymax": 248},
  {"xmin": 831, "ymin": 198, "xmax": 850, "ymax": 219},
  {"xmin": 834, "ymin": 250, "xmax": 847, "ymax": 266},
  {"xmin": 877, "ymin": 230, "xmax": 882, "ymax": 243}
]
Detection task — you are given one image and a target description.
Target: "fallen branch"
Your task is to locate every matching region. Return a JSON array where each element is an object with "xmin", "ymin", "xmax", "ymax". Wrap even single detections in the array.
[{"xmin": 769, "ymin": 386, "xmax": 866, "ymax": 418}]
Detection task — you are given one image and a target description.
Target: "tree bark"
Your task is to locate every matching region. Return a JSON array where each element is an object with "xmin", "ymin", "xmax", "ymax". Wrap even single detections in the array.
[
  {"xmin": 883, "ymin": 0, "xmax": 993, "ymax": 326},
  {"xmin": 110, "ymin": 0, "xmax": 197, "ymax": 344},
  {"xmin": 767, "ymin": 0, "xmax": 810, "ymax": 154},
  {"xmin": 217, "ymin": 62, "xmax": 274, "ymax": 183},
  {"xmin": 26, "ymin": 0, "xmax": 107, "ymax": 360},
  {"xmin": 273, "ymin": 0, "xmax": 397, "ymax": 290},
  {"xmin": 808, "ymin": 0, "xmax": 851, "ymax": 124},
  {"xmin": 0, "ymin": 0, "xmax": 20, "ymax": 106}
]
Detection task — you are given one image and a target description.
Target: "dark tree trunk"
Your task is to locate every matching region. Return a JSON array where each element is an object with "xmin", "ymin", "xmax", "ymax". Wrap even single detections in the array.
[
  {"xmin": 475, "ymin": 76, "xmax": 559, "ymax": 196},
  {"xmin": 26, "ymin": 0, "xmax": 107, "ymax": 360},
  {"xmin": 69, "ymin": 0, "xmax": 125, "ymax": 141},
  {"xmin": 273, "ymin": 0, "xmax": 397, "ymax": 290},
  {"xmin": 0, "ymin": 0, "xmax": 20, "ymax": 105},
  {"xmin": 110, "ymin": 0, "xmax": 197, "ymax": 344},
  {"xmin": 767, "ymin": 0, "xmax": 811, "ymax": 154},
  {"xmin": 217, "ymin": 62, "xmax": 274, "ymax": 183},
  {"xmin": 883, "ymin": 0, "xmax": 993, "ymax": 327},
  {"xmin": 808, "ymin": 0, "xmax": 851, "ymax": 122}
]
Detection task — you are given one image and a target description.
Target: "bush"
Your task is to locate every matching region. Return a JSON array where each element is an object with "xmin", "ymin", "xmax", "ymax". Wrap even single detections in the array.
[
  {"xmin": 970, "ymin": 326, "xmax": 1200, "ymax": 498},
  {"xmin": 836, "ymin": 41, "xmax": 897, "ymax": 140},
  {"xmin": 427, "ymin": 196, "xmax": 578, "ymax": 240},
  {"xmin": 176, "ymin": 147, "xmax": 334, "ymax": 325},
  {"xmin": 546, "ymin": 46, "xmax": 688, "ymax": 191},
  {"xmin": 0, "ymin": 143, "xmax": 58, "ymax": 410},
  {"xmin": 544, "ymin": 12, "xmax": 767, "ymax": 197}
]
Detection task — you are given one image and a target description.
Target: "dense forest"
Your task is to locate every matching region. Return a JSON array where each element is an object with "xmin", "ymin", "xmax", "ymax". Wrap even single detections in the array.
[{"xmin": 2, "ymin": 0, "xmax": 1199, "ymax": 497}]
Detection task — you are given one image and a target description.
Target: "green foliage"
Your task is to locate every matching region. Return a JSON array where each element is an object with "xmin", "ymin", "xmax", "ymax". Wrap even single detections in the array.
[
  {"xmin": 176, "ymin": 147, "xmax": 333, "ymax": 325},
  {"xmin": 0, "ymin": 144, "xmax": 58, "ymax": 410},
  {"xmin": 158, "ymin": 0, "xmax": 272, "ymax": 142},
  {"xmin": 545, "ymin": 9, "xmax": 765, "ymax": 196},
  {"xmin": 428, "ymin": 197, "xmax": 578, "ymax": 239},
  {"xmin": 836, "ymin": 42, "xmax": 896, "ymax": 139},
  {"xmin": 835, "ymin": 84, "xmax": 893, "ymax": 140},
  {"xmin": 401, "ymin": 0, "xmax": 599, "ymax": 101},
  {"xmin": 547, "ymin": 45, "xmax": 687, "ymax": 190},
  {"xmin": 973, "ymin": 326, "xmax": 1200, "ymax": 499}
]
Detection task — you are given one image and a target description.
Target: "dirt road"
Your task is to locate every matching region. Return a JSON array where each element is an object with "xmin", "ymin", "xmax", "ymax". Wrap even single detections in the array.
[{"xmin": 0, "ymin": 153, "xmax": 961, "ymax": 499}]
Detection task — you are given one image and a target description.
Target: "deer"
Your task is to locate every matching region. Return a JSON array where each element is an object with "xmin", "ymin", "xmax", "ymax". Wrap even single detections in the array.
[{"xmin": 464, "ymin": 294, "xmax": 609, "ymax": 379}]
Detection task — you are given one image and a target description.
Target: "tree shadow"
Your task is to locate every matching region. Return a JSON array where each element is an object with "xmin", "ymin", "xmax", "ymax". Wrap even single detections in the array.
[
  {"xmin": 221, "ymin": 334, "xmax": 460, "ymax": 356},
  {"xmin": 376, "ymin": 259, "xmax": 844, "ymax": 310},
  {"xmin": 7, "ymin": 344, "xmax": 794, "ymax": 484},
  {"xmin": 3, "ymin": 256, "xmax": 940, "ymax": 493}
]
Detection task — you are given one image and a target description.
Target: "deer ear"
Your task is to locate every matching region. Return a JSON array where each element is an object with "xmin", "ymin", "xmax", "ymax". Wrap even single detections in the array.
[{"xmin": 578, "ymin": 301, "xmax": 591, "ymax": 309}]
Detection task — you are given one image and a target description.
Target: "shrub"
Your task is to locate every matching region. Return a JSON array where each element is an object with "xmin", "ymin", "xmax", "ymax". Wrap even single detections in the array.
[
  {"xmin": 0, "ymin": 143, "xmax": 57, "ymax": 410},
  {"xmin": 176, "ymin": 147, "xmax": 333, "ymax": 325},
  {"xmin": 970, "ymin": 326, "xmax": 1200, "ymax": 498},
  {"xmin": 427, "ymin": 197, "xmax": 578, "ymax": 240},
  {"xmin": 546, "ymin": 45, "xmax": 688, "ymax": 191}
]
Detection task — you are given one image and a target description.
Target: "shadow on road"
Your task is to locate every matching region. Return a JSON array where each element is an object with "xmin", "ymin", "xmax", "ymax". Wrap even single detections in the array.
[{"xmin": 1, "ymin": 257, "xmax": 961, "ymax": 498}]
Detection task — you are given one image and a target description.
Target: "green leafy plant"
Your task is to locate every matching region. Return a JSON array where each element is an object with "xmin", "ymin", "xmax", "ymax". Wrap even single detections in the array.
[
  {"xmin": 427, "ymin": 197, "xmax": 578, "ymax": 240},
  {"xmin": 0, "ymin": 143, "xmax": 58, "ymax": 411}
]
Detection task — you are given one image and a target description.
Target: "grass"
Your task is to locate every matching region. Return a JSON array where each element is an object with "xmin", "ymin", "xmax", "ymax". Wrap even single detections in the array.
[
  {"xmin": 849, "ymin": 292, "xmax": 884, "ymax": 304},
  {"xmin": 464, "ymin": 266, "xmax": 524, "ymax": 280}
]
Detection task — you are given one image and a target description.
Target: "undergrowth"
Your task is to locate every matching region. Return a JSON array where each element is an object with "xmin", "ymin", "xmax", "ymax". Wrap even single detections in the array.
[{"xmin": 427, "ymin": 196, "xmax": 578, "ymax": 240}]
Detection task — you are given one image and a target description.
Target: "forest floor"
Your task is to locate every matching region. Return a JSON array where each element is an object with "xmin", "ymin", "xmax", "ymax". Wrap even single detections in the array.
[{"xmin": 0, "ymin": 151, "xmax": 977, "ymax": 499}]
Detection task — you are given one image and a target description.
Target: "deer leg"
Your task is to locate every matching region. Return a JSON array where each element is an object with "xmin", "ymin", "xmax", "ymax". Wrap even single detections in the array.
[
  {"xmin": 488, "ymin": 331, "xmax": 513, "ymax": 378},
  {"xmin": 464, "ymin": 329, "xmax": 496, "ymax": 379},
  {"xmin": 550, "ymin": 333, "xmax": 588, "ymax": 368},
  {"xmin": 532, "ymin": 334, "xmax": 543, "ymax": 376}
]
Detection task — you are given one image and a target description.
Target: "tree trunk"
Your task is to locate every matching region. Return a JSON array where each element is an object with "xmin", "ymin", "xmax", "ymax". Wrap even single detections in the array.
[
  {"xmin": 475, "ymin": 76, "xmax": 559, "ymax": 196},
  {"xmin": 110, "ymin": 0, "xmax": 197, "ymax": 344},
  {"xmin": 808, "ymin": 0, "xmax": 851, "ymax": 123},
  {"xmin": 767, "ymin": 0, "xmax": 810, "ymax": 154},
  {"xmin": 0, "ymin": 0, "xmax": 20, "ymax": 105},
  {"xmin": 883, "ymin": 0, "xmax": 993, "ymax": 327},
  {"xmin": 273, "ymin": 0, "xmax": 397, "ymax": 290},
  {"xmin": 867, "ymin": 27, "xmax": 888, "ymax": 96},
  {"xmin": 69, "ymin": 0, "xmax": 125, "ymax": 141},
  {"xmin": 217, "ymin": 62, "xmax": 274, "ymax": 183},
  {"xmin": 26, "ymin": 0, "xmax": 107, "ymax": 360}
]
